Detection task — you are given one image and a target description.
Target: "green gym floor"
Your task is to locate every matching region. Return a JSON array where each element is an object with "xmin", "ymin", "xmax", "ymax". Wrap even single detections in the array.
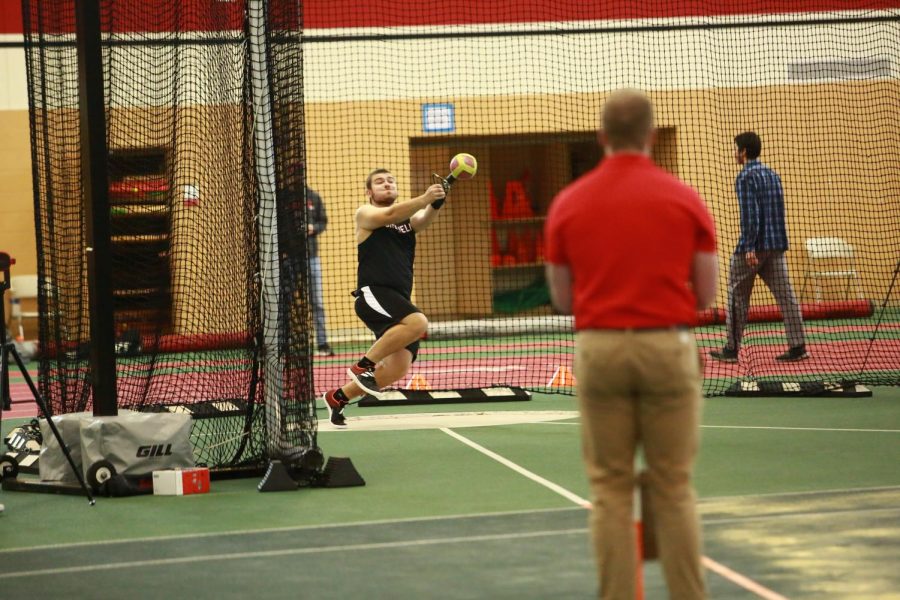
[{"xmin": 1, "ymin": 390, "xmax": 899, "ymax": 599}]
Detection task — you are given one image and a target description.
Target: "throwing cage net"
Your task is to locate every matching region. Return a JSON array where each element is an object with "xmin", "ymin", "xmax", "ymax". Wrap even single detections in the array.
[
  {"xmin": 23, "ymin": 0, "xmax": 900, "ymax": 413},
  {"xmin": 300, "ymin": 1, "xmax": 900, "ymax": 397},
  {"xmin": 22, "ymin": 0, "xmax": 315, "ymax": 468}
]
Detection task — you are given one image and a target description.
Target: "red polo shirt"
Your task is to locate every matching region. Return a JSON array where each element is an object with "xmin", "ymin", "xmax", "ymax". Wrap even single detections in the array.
[{"xmin": 544, "ymin": 153, "xmax": 716, "ymax": 330}]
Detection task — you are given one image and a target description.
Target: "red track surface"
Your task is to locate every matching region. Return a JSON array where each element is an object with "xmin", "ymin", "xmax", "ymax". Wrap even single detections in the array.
[
  {"xmin": 699, "ymin": 339, "xmax": 900, "ymax": 378},
  {"xmin": 5, "ymin": 338, "xmax": 898, "ymax": 418}
]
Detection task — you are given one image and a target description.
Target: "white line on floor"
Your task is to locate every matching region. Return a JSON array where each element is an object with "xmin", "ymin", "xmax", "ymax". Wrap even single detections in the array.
[
  {"xmin": 440, "ymin": 427, "xmax": 591, "ymax": 509},
  {"xmin": 0, "ymin": 528, "xmax": 588, "ymax": 580},
  {"xmin": 441, "ymin": 427, "xmax": 789, "ymax": 600},
  {"xmin": 703, "ymin": 424, "xmax": 900, "ymax": 433},
  {"xmin": 0, "ymin": 505, "xmax": 582, "ymax": 555},
  {"xmin": 703, "ymin": 505, "xmax": 900, "ymax": 526},
  {"xmin": 532, "ymin": 421, "xmax": 900, "ymax": 433}
]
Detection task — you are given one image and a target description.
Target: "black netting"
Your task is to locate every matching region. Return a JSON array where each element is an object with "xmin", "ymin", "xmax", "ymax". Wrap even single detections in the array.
[
  {"xmin": 299, "ymin": 2, "xmax": 900, "ymax": 397},
  {"xmin": 22, "ymin": 0, "xmax": 315, "ymax": 468},
  {"xmin": 22, "ymin": 1, "xmax": 900, "ymax": 413}
]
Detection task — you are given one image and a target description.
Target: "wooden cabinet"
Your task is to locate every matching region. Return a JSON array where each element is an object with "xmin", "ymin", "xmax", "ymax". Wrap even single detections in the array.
[
  {"xmin": 411, "ymin": 133, "xmax": 617, "ymax": 317},
  {"xmin": 487, "ymin": 138, "xmax": 601, "ymax": 314},
  {"xmin": 107, "ymin": 148, "xmax": 173, "ymax": 335}
]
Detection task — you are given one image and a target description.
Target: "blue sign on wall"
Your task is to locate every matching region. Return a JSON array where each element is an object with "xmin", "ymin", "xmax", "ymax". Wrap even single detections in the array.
[{"xmin": 422, "ymin": 103, "xmax": 455, "ymax": 133}]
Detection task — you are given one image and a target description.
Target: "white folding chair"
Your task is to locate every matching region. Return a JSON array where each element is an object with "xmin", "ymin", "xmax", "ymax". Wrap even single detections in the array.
[
  {"xmin": 799, "ymin": 237, "xmax": 862, "ymax": 302},
  {"xmin": 9, "ymin": 274, "xmax": 40, "ymax": 340}
]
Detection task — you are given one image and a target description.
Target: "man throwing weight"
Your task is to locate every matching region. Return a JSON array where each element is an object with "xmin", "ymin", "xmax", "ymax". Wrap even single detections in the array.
[{"xmin": 321, "ymin": 169, "xmax": 446, "ymax": 427}]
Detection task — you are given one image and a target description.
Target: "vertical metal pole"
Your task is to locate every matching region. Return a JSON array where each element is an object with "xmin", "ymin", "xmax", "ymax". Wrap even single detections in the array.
[
  {"xmin": 74, "ymin": 0, "xmax": 118, "ymax": 416},
  {"xmin": 1, "ymin": 292, "xmax": 9, "ymax": 410}
]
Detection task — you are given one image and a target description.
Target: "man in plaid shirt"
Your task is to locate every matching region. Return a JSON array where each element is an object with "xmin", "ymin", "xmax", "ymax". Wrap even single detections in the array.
[{"xmin": 711, "ymin": 131, "xmax": 808, "ymax": 363}]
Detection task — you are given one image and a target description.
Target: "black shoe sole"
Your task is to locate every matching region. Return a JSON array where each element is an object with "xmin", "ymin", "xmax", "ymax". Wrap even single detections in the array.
[
  {"xmin": 709, "ymin": 354, "xmax": 738, "ymax": 363},
  {"xmin": 328, "ymin": 408, "xmax": 347, "ymax": 428},
  {"xmin": 776, "ymin": 354, "xmax": 809, "ymax": 362},
  {"xmin": 348, "ymin": 368, "xmax": 382, "ymax": 398}
]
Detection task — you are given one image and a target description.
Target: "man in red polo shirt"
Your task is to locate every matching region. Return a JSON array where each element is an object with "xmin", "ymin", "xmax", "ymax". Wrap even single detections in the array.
[{"xmin": 545, "ymin": 89, "xmax": 718, "ymax": 600}]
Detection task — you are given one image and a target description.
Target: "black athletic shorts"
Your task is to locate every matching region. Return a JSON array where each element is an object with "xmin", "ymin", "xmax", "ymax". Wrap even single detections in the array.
[{"xmin": 353, "ymin": 285, "xmax": 421, "ymax": 361}]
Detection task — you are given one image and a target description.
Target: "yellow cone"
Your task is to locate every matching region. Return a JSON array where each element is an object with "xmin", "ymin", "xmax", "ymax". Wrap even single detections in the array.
[{"xmin": 547, "ymin": 365, "xmax": 575, "ymax": 388}]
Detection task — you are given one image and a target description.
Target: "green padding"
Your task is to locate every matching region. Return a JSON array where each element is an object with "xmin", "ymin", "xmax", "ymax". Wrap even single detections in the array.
[{"xmin": 493, "ymin": 278, "xmax": 550, "ymax": 313}]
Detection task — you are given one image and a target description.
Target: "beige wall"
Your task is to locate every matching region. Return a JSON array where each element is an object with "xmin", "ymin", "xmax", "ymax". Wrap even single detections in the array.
[
  {"xmin": 2, "ymin": 81, "xmax": 899, "ymax": 332},
  {"xmin": 0, "ymin": 110, "xmax": 37, "ymax": 274},
  {"xmin": 307, "ymin": 82, "xmax": 900, "ymax": 329}
]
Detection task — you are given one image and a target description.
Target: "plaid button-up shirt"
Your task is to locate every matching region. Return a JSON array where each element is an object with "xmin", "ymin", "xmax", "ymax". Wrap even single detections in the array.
[{"xmin": 734, "ymin": 159, "xmax": 789, "ymax": 254}]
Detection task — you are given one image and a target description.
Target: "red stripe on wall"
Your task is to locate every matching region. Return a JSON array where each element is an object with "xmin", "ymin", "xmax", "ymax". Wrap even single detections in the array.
[
  {"xmin": 0, "ymin": 0, "xmax": 24, "ymax": 34},
  {"xmin": 2, "ymin": 0, "xmax": 897, "ymax": 35},
  {"xmin": 4, "ymin": 0, "xmax": 249, "ymax": 35},
  {"xmin": 305, "ymin": 0, "xmax": 900, "ymax": 29}
]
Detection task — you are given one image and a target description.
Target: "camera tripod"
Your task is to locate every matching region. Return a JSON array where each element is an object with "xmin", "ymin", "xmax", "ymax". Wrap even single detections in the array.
[{"xmin": 0, "ymin": 252, "xmax": 94, "ymax": 504}]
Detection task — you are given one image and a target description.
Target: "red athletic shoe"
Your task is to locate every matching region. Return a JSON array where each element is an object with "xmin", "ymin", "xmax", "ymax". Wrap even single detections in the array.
[{"xmin": 322, "ymin": 389, "xmax": 348, "ymax": 428}]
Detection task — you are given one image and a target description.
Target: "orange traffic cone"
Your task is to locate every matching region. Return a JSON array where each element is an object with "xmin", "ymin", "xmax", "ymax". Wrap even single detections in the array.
[
  {"xmin": 516, "ymin": 227, "xmax": 535, "ymax": 263},
  {"xmin": 504, "ymin": 181, "xmax": 535, "ymax": 218},
  {"xmin": 547, "ymin": 365, "xmax": 575, "ymax": 387},
  {"xmin": 534, "ymin": 230, "xmax": 545, "ymax": 262},
  {"xmin": 488, "ymin": 181, "xmax": 502, "ymax": 220},
  {"xmin": 506, "ymin": 228, "xmax": 520, "ymax": 264},
  {"xmin": 406, "ymin": 374, "xmax": 432, "ymax": 390},
  {"xmin": 491, "ymin": 229, "xmax": 503, "ymax": 266}
]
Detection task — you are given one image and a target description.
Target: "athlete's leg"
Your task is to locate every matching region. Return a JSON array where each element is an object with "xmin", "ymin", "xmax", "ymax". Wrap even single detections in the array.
[
  {"xmin": 364, "ymin": 312, "xmax": 427, "ymax": 363},
  {"xmin": 375, "ymin": 348, "xmax": 415, "ymax": 388},
  {"xmin": 340, "ymin": 345, "xmax": 416, "ymax": 399}
]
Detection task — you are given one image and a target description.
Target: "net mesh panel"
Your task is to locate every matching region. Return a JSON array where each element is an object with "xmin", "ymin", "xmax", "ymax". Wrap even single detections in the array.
[
  {"xmin": 301, "ymin": 1, "xmax": 900, "ymax": 397},
  {"xmin": 22, "ymin": 0, "xmax": 316, "ymax": 468}
]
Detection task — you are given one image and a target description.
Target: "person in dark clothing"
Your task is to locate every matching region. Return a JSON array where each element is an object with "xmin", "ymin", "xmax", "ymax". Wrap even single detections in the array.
[
  {"xmin": 305, "ymin": 187, "xmax": 334, "ymax": 356},
  {"xmin": 321, "ymin": 169, "xmax": 446, "ymax": 427}
]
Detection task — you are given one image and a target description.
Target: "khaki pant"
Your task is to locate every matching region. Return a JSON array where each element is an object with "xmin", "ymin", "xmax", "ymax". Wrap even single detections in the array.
[{"xmin": 575, "ymin": 329, "xmax": 706, "ymax": 600}]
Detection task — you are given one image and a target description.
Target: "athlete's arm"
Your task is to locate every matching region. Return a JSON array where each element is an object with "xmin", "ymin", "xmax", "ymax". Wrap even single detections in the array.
[
  {"xmin": 409, "ymin": 196, "xmax": 444, "ymax": 232},
  {"xmin": 356, "ymin": 184, "xmax": 445, "ymax": 231}
]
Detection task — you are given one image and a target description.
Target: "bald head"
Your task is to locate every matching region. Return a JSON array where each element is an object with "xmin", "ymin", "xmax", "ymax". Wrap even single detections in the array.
[{"xmin": 601, "ymin": 89, "xmax": 654, "ymax": 153}]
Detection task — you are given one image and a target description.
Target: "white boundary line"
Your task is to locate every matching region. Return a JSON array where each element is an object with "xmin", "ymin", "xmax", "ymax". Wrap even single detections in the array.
[
  {"xmin": 0, "ymin": 505, "xmax": 581, "ymax": 555},
  {"xmin": 0, "ymin": 528, "xmax": 588, "ymax": 580},
  {"xmin": 702, "ymin": 425, "xmax": 900, "ymax": 433},
  {"xmin": 704, "ymin": 505, "xmax": 900, "ymax": 526},
  {"xmin": 5, "ymin": 485, "xmax": 897, "ymax": 555},
  {"xmin": 440, "ymin": 427, "xmax": 591, "ymax": 509},
  {"xmin": 701, "ymin": 558, "xmax": 789, "ymax": 600},
  {"xmin": 531, "ymin": 421, "xmax": 900, "ymax": 433},
  {"xmin": 703, "ymin": 484, "xmax": 900, "ymax": 500},
  {"xmin": 440, "ymin": 427, "xmax": 789, "ymax": 600}
]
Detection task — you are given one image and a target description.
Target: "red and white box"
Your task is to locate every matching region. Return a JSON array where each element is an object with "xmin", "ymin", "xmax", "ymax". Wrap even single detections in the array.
[{"xmin": 152, "ymin": 467, "xmax": 210, "ymax": 496}]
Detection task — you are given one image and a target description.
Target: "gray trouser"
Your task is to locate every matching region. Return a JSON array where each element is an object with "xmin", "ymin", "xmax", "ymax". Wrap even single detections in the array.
[{"xmin": 726, "ymin": 250, "xmax": 806, "ymax": 350}]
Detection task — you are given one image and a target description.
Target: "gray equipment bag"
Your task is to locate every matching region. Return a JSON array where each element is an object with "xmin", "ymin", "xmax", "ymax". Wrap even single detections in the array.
[
  {"xmin": 80, "ymin": 411, "xmax": 194, "ymax": 479},
  {"xmin": 39, "ymin": 412, "xmax": 95, "ymax": 483},
  {"xmin": 40, "ymin": 410, "xmax": 194, "ymax": 483}
]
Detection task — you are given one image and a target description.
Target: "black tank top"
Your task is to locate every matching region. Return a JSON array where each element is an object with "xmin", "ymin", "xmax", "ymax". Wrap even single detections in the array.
[{"xmin": 357, "ymin": 220, "xmax": 416, "ymax": 297}]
